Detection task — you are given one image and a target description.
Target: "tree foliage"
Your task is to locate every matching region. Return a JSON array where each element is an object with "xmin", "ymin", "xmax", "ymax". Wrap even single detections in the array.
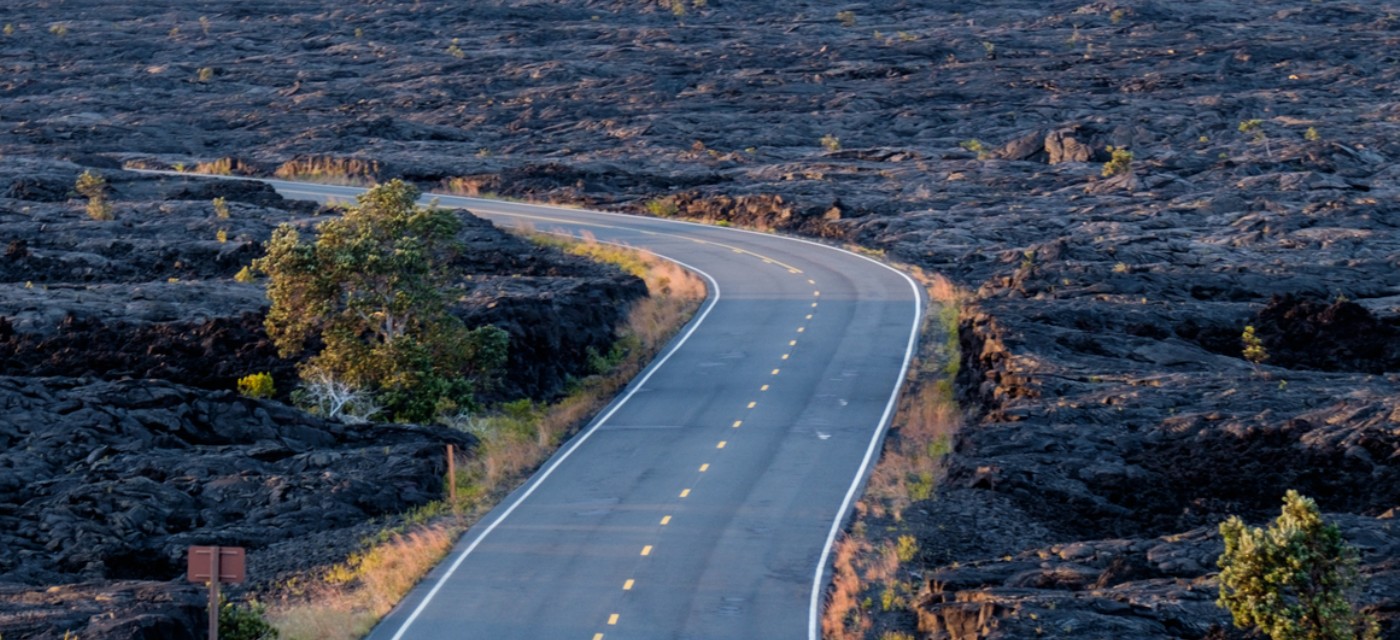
[
  {"xmin": 254, "ymin": 179, "xmax": 508, "ymax": 423},
  {"xmin": 1217, "ymin": 490, "xmax": 1378, "ymax": 640}
]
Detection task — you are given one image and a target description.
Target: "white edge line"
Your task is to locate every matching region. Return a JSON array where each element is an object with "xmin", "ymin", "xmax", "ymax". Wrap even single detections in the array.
[
  {"xmin": 386, "ymin": 242, "xmax": 722, "ymax": 640},
  {"xmin": 130, "ymin": 170, "xmax": 926, "ymax": 639},
  {"xmin": 805, "ymin": 253, "xmax": 923, "ymax": 640}
]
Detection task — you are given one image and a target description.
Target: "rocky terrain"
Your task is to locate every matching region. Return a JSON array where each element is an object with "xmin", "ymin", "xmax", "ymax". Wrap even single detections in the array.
[
  {"xmin": 2, "ymin": 0, "xmax": 1399, "ymax": 638},
  {"xmin": 0, "ymin": 158, "xmax": 643, "ymax": 637}
]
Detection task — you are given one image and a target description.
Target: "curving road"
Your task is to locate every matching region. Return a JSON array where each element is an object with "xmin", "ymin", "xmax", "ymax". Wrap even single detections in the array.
[{"xmin": 235, "ymin": 178, "xmax": 921, "ymax": 640}]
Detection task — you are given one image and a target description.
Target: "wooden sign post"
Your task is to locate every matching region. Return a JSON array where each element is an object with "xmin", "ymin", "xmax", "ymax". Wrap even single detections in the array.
[
  {"xmin": 446, "ymin": 443, "xmax": 457, "ymax": 507},
  {"xmin": 187, "ymin": 545, "xmax": 246, "ymax": 640}
]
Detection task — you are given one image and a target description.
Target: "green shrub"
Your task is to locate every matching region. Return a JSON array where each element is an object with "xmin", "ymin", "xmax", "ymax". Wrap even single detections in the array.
[
  {"xmin": 75, "ymin": 170, "xmax": 112, "ymax": 221},
  {"xmin": 644, "ymin": 197, "xmax": 678, "ymax": 218},
  {"xmin": 237, "ymin": 372, "xmax": 275, "ymax": 399},
  {"xmin": 820, "ymin": 134, "xmax": 841, "ymax": 152},
  {"xmin": 220, "ymin": 598, "xmax": 278, "ymax": 640},
  {"xmin": 1218, "ymin": 490, "xmax": 1378, "ymax": 640},
  {"xmin": 1242, "ymin": 325, "xmax": 1268, "ymax": 367},
  {"xmin": 1102, "ymin": 146, "xmax": 1133, "ymax": 177}
]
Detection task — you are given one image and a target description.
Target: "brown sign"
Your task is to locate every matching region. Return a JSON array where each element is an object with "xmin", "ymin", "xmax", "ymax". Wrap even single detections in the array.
[{"xmin": 186, "ymin": 545, "xmax": 246, "ymax": 584}]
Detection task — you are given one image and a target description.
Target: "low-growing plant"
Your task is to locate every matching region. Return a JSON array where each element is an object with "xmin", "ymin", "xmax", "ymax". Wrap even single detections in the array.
[
  {"xmin": 1305, "ymin": 126, "xmax": 1321, "ymax": 142},
  {"xmin": 820, "ymin": 133, "xmax": 842, "ymax": 152},
  {"xmin": 3, "ymin": 24, "xmax": 15, "ymax": 36},
  {"xmin": 213, "ymin": 196, "xmax": 230, "ymax": 219},
  {"xmin": 1241, "ymin": 325, "xmax": 1268, "ymax": 368},
  {"xmin": 959, "ymin": 138, "xmax": 988, "ymax": 160},
  {"xmin": 75, "ymin": 170, "xmax": 112, "ymax": 221},
  {"xmin": 220, "ymin": 597, "xmax": 279, "ymax": 640},
  {"xmin": 445, "ymin": 38, "xmax": 465, "ymax": 59},
  {"xmin": 198, "ymin": 67, "xmax": 215, "ymax": 83},
  {"xmin": 644, "ymin": 197, "xmax": 679, "ymax": 218},
  {"xmin": 237, "ymin": 372, "xmax": 275, "ymax": 399},
  {"xmin": 1102, "ymin": 146, "xmax": 1133, "ymax": 177},
  {"xmin": 48, "ymin": 23, "xmax": 67, "ymax": 37},
  {"xmin": 836, "ymin": 10, "xmax": 856, "ymax": 27},
  {"xmin": 217, "ymin": 229, "xmax": 229, "ymax": 243},
  {"xmin": 234, "ymin": 265, "xmax": 256, "ymax": 283}
]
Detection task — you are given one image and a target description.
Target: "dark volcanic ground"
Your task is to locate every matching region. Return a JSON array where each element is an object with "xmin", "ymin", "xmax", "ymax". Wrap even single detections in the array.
[
  {"xmin": 2, "ymin": 0, "xmax": 1399, "ymax": 638},
  {"xmin": 0, "ymin": 157, "xmax": 643, "ymax": 638}
]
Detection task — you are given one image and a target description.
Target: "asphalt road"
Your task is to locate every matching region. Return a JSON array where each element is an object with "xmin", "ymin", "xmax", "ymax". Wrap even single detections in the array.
[{"xmin": 256, "ymin": 179, "xmax": 922, "ymax": 640}]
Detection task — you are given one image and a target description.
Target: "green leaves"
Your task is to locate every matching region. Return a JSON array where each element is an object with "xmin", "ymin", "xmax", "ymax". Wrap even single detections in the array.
[
  {"xmin": 1217, "ymin": 490, "xmax": 1377, "ymax": 640},
  {"xmin": 254, "ymin": 179, "xmax": 505, "ymax": 424}
]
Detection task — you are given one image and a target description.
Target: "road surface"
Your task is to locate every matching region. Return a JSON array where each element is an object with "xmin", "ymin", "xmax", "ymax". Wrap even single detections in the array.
[{"xmin": 228, "ymin": 177, "xmax": 921, "ymax": 640}]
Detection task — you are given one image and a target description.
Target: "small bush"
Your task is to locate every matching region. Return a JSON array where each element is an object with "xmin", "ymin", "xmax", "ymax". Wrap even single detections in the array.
[
  {"xmin": 198, "ymin": 67, "xmax": 215, "ymax": 83},
  {"xmin": 213, "ymin": 196, "xmax": 230, "ymax": 219},
  {"xmin": 836, "ymin": 10, "xmax": 856, "ymax": 27},
  {"xmin": 75, "ymin": 170, "xmax": 112, "ymax": 221},
  {"xmin": 234, "ymin": 265, "xmax": 256, "ymax": 283},
  {"xmin": 960, "ymin": 139, "xmax": 988, "ymax": 160},
  {"xmin": 1218, "ymin": 490, "xmax": 1378, "ymax": 640},
  {"xmin": 221, "ymin": 598, "xmax": 278, "ymax": 640},
  {"xmin": 820, "ymin": 134, "xmax": 842, "ymax": 152},
  {"xmin": 1102, "ymin": 146, "xmax": 1133, "ymax": 177},
  {"xmin": 1241, "ymin": 325, "xmax": 1268, "ymax": 367},
  {"xmin": 644, "ymin": 197, "xmax": 679, "ymax": 218},
  {"xmin": 237, "ymin": 372, "xmax": 275, "ymax": 399}
]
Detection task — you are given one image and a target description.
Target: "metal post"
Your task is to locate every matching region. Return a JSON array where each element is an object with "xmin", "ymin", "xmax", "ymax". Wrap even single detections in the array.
[
  {"xmin": 208, "ymin": 545, "xmax": 220, "ymax": 640},
  {"xmin": 446, "ymin": 444, "xmax": 457, "ymax": 507}
]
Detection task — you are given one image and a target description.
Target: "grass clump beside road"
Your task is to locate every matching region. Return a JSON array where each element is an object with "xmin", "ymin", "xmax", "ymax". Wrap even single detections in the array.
[
  {"xmin": 823, "ymin": 268, "xmax": 967, "ymax": 640},
  {"xmin": 267, "ymin": 232, "xmax": 706, "ymax": 640}
]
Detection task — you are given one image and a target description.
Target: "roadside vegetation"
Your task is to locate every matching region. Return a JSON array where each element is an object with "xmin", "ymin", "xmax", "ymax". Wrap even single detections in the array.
[
  {"xmin": 823, "ymin": 269, "xmax": 966, "ymax": 640},
  {"xmin": 266, "ymin": 230, "xmax": 706, "ymax": 640}
]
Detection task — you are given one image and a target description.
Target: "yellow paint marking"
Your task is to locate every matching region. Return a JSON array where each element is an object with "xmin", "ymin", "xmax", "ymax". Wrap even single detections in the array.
[
  {"xmin": 732, "ymin": 248, "xmax": 744, "ymax": 253},
  {"xmin": 761, "ymin": 384, "xmax": 769, "ymax": 391},
  {"xmin": 763, "ymin": 259, "xmax": 774, "ymax": 264},
  {"xmin": 788, "ymin": 269, "xmax": 800, "ymax": 274},
  {"xmin": 641, "ymin": 545, "xmax": 653, "ymax": 556},
  {"xmin": 812, "ymin": 302, "xmax": 818, "ymax": 308},
  {"xmin": 814, "ymin": 291, "xmax": 821, "ymax": 297},
  {"xmin": 747, "ymin": 401, "xmax": 757, "ymax": 409},
  {"xmin": 808, "ymin": 279, "xmax": 816, "ymax": 285},
  {"xmin": 732, "ymin": 420, "xmax": 742, "ymax": 428},
  {"xmin": 789, "ymin": 340, "xmax": 797, "ymax": 346},
  {"xmin": 608, "ymin": 614, "xmax": 620, "ymax": 625},
  {"xmin": 660, "ymin": 515, "xmax": 672, "ymax": 525},
  {"xmin": 623, "ymin": 579, "xmax": 635, "ymax": 590},
  {"xmin": 797, "ymin": 327, "xmax": 805, "ymax": 333},
  {"xmin": 781, "ymin": 354, "xmax": 789, "ymax": 360},
  {"xmin": 680, "ymin": 489, "xmax": 691, "ymax": 498},
  {"xmin": 771, "ymin": 369, "xmax": 780, "ymax": 375},
  {"xmin": 594, "ymin": 634, "xmax": 605, "ymax": 640},
  {"xmin": 717, "ymin": 441, "xmax": 727, "ymax": 449},
  {"xmin": 699, "ymin": 463, "xmax": 709, "ymax": 472},
  {"xmin": 639, "ymin": 230, "xmax": 659, "ymax": 236}
]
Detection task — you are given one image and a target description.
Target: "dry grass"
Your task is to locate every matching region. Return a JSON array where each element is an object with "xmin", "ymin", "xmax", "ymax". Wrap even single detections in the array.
[
  {"xmin": 267, "ymin": 234, "xmax": 705, "ymax": 640},
  {"xmin": 273, "ymin": 156, "xmax": 381, "ymax": 185},
  {"xmin": 194, "ymin": 156, "xmax": 258, "ymax": 176},
  {"xmin": 822, "ymin": 265, "xmax": 966, "ymax": 640}
]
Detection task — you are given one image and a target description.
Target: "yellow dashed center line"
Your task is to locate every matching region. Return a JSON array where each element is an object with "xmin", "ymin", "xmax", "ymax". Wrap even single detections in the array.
[
  {"xmin": 781, "ymin": 354, "xmax": 789, "ymax": 360},
  {"xmin": 641, "ymin": 545, "xmax": 653, "ymax": 556},
  {"xmin": 747, "ymin": 401, "xmax": 757, "ymax": 409},
  {"xmin": 771, "ymin": 369, "xmax": 781, "ymax": 375},
  {"xmin": 608, "ymin": 614, "xmax": 620, "ymax": 625},
  {"xmin": 814, "ymin": 290, "xmax": 820, "ymax": 297},
  {"xmin": 660, "ymin": 515, "xmax": 672, "ymax": 526},
  {"xmin": 797, "ymin": 327, "xmax": 805, "ymax": 333},
  {"xmin": 623, "ymin": 579, "xmax": 635, "ymax": 591},
  {"xmin": 760, "ymin": 384, "xmax": 769, "ymax": 391},
  {"xmin": 680, "ymin": 489, "xmax": 691, "ymax": 498},
  {"xmin": 806, "ymin": 314, "xmax": 813, "ymax": 319},
  {"xmin": 808, "ymin": 279, "xmax": 816, "ymax": 285},
  {"xmin": 732, "ymin": 420, "xmax": 742, "ymax": 428},
  {"xmin": 699, "ymin": 463, "xmax": 709, "ymax": 472},
  {"xmin": 812, "ymin": 302, "xmax": 818, "ymax": 308},
  {"xmin": 717, "ymin": 441, "xmax": 727, "ymax": 449},
  {"xmin": 789, "ymin": 340, "xmax": 797, "ymax": 346},
  {"xmin": 594, "ymin": 634, "xmax": 604, "ymax": 640}
]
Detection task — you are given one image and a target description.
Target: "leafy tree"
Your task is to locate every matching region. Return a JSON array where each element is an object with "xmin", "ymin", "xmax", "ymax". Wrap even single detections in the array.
[
  {"xmin": 1217, "ymin": 490, "xmax": 1379, "ymax": 640},
  {"xmin": 254, "ymin": 179, "xmax": 508, "ymax": 423}
]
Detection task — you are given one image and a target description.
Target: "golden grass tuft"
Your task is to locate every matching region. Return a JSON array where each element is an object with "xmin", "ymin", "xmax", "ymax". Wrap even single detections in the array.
[{"xmin": 273, "ymin": 156, "xmax": 381, "ymax": 185}]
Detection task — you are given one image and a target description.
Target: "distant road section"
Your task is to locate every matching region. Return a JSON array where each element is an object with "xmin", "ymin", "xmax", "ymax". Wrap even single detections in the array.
[{"xmin": 253, "ymin": 178, "xmax": 921, "ymax": 640}]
